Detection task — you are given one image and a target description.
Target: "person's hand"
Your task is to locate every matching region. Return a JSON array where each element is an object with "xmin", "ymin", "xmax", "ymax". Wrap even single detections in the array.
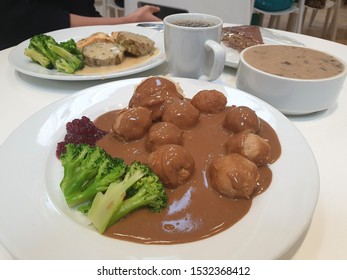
[{"xmin": 126, "ymin": 5, "xmax": 161, "ymax": 22}]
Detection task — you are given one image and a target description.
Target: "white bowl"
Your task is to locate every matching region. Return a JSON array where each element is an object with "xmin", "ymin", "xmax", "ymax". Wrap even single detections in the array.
[{"xmin": 236, "ymin": 44, "xmax": 347, "ymax": 115}]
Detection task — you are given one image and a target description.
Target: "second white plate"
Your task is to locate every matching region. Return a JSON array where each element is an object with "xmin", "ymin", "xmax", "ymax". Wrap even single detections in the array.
[{"xmin": 8, "ymin": 25, "xmax": 166, "ymax": 81}]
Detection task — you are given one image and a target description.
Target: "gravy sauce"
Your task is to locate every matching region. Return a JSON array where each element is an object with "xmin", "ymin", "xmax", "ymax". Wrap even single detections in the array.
[
  {"xmin": 76, "ymin": 48, "xmax": 160, "ymax": 75},
  {"xmin": 94, "ymin": 108, "xmax": 281, "ymax": 244}
]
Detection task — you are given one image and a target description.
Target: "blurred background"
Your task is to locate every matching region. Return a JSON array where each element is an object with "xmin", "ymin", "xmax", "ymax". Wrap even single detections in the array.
[{"xmin": 95, "ymin": 0, "xmax": 347, "ymax": 45}]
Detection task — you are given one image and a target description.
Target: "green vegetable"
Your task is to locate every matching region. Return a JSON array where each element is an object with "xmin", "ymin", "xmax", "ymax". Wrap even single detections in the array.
[
  {"xmin": 24, "ymin": 48, "xmax": 53, "ymax": 69},
  {"xmin": 59, "ymin": 143, "xmax": 168, "ymax": 233},
  {"xmin": 24, "ymin": 34, "xmax": 84, "ymax": 74},
  {"xmin": 60, "ymin": 143, "xmax": 127, "ymax": 207},
  {"xmin": 87, "ymin": 161, "xmax": 168, "ymax": 233},
  {"xmin": 47, "ymin": 41, "xmax": 84, "ymax": 74}
]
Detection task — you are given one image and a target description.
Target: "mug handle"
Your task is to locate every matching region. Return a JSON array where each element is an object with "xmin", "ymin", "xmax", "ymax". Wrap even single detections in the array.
[{"xmin": 200, "ymin": 40, "xmax": 226, "ymax": 81}]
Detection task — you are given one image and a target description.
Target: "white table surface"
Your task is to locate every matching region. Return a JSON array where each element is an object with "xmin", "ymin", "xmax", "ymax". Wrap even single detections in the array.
[{"xmin": 1, "ymin": 23, "xmax": 347, "ymax": 260}]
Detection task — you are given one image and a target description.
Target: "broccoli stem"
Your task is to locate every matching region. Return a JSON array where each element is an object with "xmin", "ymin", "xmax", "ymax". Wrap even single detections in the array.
[
  {"xmin": 107, "ymin": 187, "xmax": 151, "ymax": 226},
  {"xmin": 87, "ymin": 169, "xmax": 146, "ymax": 233}
]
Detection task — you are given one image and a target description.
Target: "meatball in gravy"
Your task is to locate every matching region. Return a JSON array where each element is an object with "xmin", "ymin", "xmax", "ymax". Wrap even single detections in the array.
[
  {"xmin": 146, "ymin": 122, "xmax": 184, "ymax": 152},
  {"xmin": 224, "ymin": 106, "xmax": 261, "ymax": 134},
  {"xmin": 225, "ymin": 131, "xmax": 270, "ymax": 166},
  {"xmin": 147, "ymin": 144, "xmax": 195, "ymax": 188},
  {"xmin": 112, "ymin": 107, "xmax": 152, "ymax": 141},
  {"xmin": 162, "ymin": 99, "xmax": 200, "ymax": 130},
  {"xmin": 209, "ymin": 153, "xmax": 260, "ymax": 199},
  {"xmin": 129, "ymin": 76, "xmax": 184, "ymax": 120},
  {"xmin": 191, "ymin": 89, "xmax": 227, "ymax": 114}
]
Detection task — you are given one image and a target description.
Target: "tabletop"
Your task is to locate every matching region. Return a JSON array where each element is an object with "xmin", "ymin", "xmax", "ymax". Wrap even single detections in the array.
[{"xmin": 0, "ymin": 23, "xmax": 346, "ymax": 260}]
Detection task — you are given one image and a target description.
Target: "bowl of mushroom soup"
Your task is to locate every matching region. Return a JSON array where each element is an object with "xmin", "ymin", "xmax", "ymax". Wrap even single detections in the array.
[{"xmin": 236, "ymin": 44, "xmax": 347, "ymax": 115}]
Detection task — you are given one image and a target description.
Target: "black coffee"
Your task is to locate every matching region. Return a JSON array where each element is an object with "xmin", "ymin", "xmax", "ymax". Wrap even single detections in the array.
[{"xmin": 173, "ymin": 19, "xmax": 215, "ymax": 28}]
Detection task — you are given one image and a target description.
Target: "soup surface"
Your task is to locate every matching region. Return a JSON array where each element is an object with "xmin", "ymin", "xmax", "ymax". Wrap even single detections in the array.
[{"xmin": 243, "ymin": 45, "xmax": 345, "ymax": 79}]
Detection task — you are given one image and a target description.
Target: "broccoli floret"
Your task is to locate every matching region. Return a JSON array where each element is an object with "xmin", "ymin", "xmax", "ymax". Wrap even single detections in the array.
[
  {"xmin": 47, "ymin": 42, "xmax": 84, "ymax": 74},
  {"xmin": 25, "ymin": 34, "xmax": 58, "ymax": 67},
  {"xmin": 87, "ymin": 161, "xmax": 168, "ymax": 233},
  {"xmin": 59, "ymin": 38, "xmax": 82, "ymax": 55},
  {"xmin": 24, "ymin": 48, "xmax": 53, "ymax": 69},
  {"xmin": 24, "ymin": 34, "xmax": 84, "ymax": 74},
  {"xmin": 60, "ymin": 143, "xmax": 127, "ymax": 207},
  {"xmin": 108, "ymin": 173, "xmax": 168, "ymax": 227}
]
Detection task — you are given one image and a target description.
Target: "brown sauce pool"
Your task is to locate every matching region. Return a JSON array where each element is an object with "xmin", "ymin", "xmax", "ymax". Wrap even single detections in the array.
[{"xmin": 93, "ymin": 108, "xmax": 281, "ymax": 244}]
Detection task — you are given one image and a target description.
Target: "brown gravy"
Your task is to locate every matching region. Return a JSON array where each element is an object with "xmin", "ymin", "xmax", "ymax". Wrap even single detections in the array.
[{"xmin": 94, "ymin": 108, "xmax": 281, "ymax": 244}]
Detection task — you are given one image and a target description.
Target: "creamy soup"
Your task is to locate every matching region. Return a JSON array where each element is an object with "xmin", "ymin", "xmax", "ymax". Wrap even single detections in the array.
[{"xmin": 243, "ymin": 45, "xmax": 345, "ymax": 79}]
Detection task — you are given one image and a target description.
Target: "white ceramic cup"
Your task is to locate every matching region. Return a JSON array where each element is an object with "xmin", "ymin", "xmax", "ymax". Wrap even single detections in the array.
[{"xmin": 164, "ymin": 13, "xmax": 226, "ymax": 81}]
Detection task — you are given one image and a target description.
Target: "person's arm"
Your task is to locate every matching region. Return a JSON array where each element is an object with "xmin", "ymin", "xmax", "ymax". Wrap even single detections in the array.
[{"xmin": 70, "ymin": 5, "xmax": 161, "ymax": 27}]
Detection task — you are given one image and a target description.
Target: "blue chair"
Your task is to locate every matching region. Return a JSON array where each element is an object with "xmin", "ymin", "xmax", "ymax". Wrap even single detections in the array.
[{"xmin": 253, "ymin": 0, "xmax": 305, "ymax": 33}]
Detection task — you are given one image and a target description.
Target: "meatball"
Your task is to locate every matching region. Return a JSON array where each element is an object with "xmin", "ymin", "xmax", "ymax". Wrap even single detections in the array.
[
  {"xmin": 225, "ymin": 131, "xmax": 270, "ymax": 166},
  {"xmin": 146, "ymin": 122, "xmax": 184, "ymax": 152},
  {"xmin": 147, "ymin": 144, "xmax": 195, "ymax": 188},
  {"xmin": 129, "ymin": 76, "xmax": 184, "ymax": 120},
  {"xmin": 224, "ymin": 106, "xmax": 261, "ymax": 134},
  {"xmin": 161, "ymin": 99, "xmax": 200, "ymax": 130},
  {"xmin": 112, "ymin": 107, "xmax": 152, "ymax": 141},
  {"xmin": 208, "ymin": 153, "xmax": 259, "ymax": 199},
  {"xmin": 191, "ymin": 89, "xmax": 227, "ymax": 114}
]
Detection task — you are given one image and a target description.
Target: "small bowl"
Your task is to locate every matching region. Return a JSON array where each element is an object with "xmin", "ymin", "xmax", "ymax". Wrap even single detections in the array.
[{"xmin": 236, "ymin": 44, "xmax": 347, "ymax": 115}]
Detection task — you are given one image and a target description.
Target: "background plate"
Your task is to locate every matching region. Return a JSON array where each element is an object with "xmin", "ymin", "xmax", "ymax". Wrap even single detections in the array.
[{"xmin": 8, "ymin": 25, "xmax": 165, "ymax": 81}]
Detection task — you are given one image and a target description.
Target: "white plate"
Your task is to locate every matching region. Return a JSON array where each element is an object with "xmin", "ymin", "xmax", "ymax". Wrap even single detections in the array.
[
  {"xmin": 0, "ymin": 77, "xmax": 319, "ymax": 259},
  {"xmin": 8, "ymin": 25, "xmax": 166, "ymax": 81},
  {"xmin": 224, "ymin": 27, "xmax": 305, "ymax": 68}
]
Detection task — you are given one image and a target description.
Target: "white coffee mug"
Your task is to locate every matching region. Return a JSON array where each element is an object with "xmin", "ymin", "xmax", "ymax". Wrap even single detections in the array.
[{"xmin": 164, "ymin": 13, "xmax": 226, "ymax": 81}]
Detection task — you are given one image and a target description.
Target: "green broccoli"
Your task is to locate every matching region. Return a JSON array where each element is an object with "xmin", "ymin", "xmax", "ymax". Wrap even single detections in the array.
[
  {"xmin": 47, "ymin": 42, "xmax": 84, "ymax": 74},
  {"xmin": 24, "ymin": 48, "xmax": 53, "ymax": 69},
  {"xmin": 24, "ymin": 34, "xmax": 58, "ymax": 67},
  {"xmin": 24, "ymin": 34, "xmax": 84, "ymax": 74},
  {"xmin": 60, "ymin": 143, "xmax": 127, "ymax": 207},
  {"xmin": 108, "ymin": 173, "xmax": 168, "ymax": 227},
  {"xmin": 87, "ymin": 161, "xmax": 168, "ymax": 233}
]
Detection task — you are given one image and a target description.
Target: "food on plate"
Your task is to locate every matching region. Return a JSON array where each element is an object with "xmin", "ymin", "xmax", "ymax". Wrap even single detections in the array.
[
  {"xmin": 147, "ymin": 144, "xmax": 195, "ymax": 188},
  {"xmin": 191, "ymin": 89, "xmax": 227, "ymax": 114},
  {"xmin": 24, "ymin": 34, "xmax": 84, "ymax": 74},
  {"xmin": 129, "ymin": 76, "xmax": 184, "ymax": 120},
  {"xmin": 111, "ymin": 107, "xmax": 153, "ymax": 141},
  {"xmin": 87, "ymin": 161, "xmax": 168, "ymax": 233},
  {"xmin": 209, "ymin": 153, "xmax": 260, "ymax": 199},
  {"xmin": 25, "ymin": 31, "xmax": 159, "ymax": 74},
  {"xmin": 56, "ymin": 116, "xmax": 107, "ymax": 158},
  {"xmin": 112, "ymin": 31, "xmax": 155, "ymax": 56},
  {"xmin": 58, "ymin": 143, "xmax": 168, "ymax": 233},
  {"xmin": 224, "ymin": 106, "xmax": 261, "ymax": 134},
  {"xmin": 225, "ymin": 131, "xmax": 270, "ymax": 166},
  {"xmin": 222, "ymin": 25, "xmax": 264, "ymax": 52},
  {"xmin": 83, "ymin": 43, "xmax": 124, "ymax": 67},
  {"xmin": 161, "ymin": 99, "xmax": 200, "ymax": 129},
  {"xmin": 56, "ymin": 76, "xmax": 282, "ymax": 243},
  {"xmin": 59, "ymin": 143, "xmax": 126, "ymax": 208},
  {"xmin": 145, "ymin": 122, "xmax": 184, "ymax": 152},
  {"xmin": 76, "ymin": 32, "xmax": 114, "ymax": 49}
]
